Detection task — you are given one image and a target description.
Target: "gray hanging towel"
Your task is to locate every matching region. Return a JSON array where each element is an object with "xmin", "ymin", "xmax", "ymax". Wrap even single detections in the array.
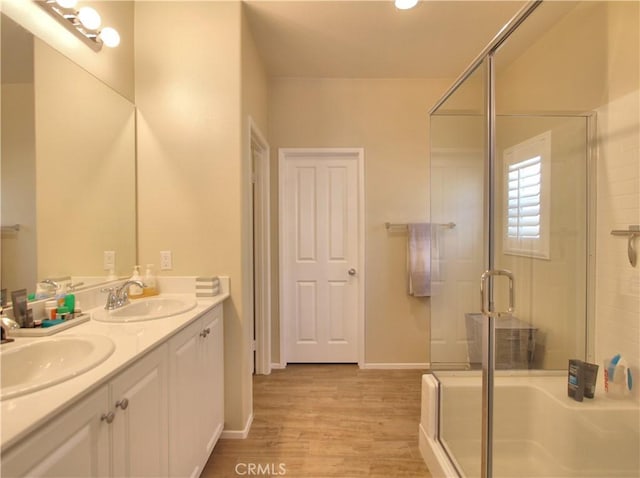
[{"xmin": 407, "ymin": 223, "xmax": 431, "ymax": 297}]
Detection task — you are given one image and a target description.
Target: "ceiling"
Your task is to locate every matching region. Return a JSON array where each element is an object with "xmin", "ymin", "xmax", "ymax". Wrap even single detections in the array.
[{"xmin": 244, "ymin": 0, "xmax": 528, "ymax": 78}]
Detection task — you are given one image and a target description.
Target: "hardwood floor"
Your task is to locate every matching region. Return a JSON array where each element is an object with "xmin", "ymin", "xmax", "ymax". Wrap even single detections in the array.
[{"xmin": 202, "ymin": 364, "xmax": 432, "ymax": 477}]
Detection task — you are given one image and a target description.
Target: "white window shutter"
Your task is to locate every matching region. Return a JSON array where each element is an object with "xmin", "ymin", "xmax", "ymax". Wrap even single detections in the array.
[{"xmin": 503, "ymin": 131, "xmax": 551, "ymax": 259}]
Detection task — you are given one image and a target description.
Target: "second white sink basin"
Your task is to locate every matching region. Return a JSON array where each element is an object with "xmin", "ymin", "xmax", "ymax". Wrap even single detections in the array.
[
  {"xmin": 1, "ymin": 335, "xmax": 115, "ymax": 401},
  {"xmin": 93, "ymin": 297, "xmax": 197, "ymax": 323}
]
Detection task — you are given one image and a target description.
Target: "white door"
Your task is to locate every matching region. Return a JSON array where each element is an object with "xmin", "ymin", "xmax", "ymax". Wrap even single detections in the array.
[
  {"xmin": 280, "ymin": 148, "xmax": 363, "ymax": 364},
  {"xmin": 430, "ymin": 151, "xmax": 485, "ymax": 366}
]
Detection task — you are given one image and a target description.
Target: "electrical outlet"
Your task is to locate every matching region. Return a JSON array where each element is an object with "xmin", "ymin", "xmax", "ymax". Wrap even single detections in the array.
[
  {"xmin": 160, "ymin": 251, "xmax": 172, "ymax": 270},
  {"xmin": 103, "ymin": 251, "xmax": 116, "ymax": 270}
]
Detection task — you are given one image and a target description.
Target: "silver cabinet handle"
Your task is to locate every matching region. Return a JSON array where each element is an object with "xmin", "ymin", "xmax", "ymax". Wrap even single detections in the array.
[
  {"xmin": 116, "ymin": 398, "xmax": 129, "ymax": 410},
  {"xmin": 480, "ymin": 269, "xmax": 515, "ymax": 317},
  {"xmin": 101, "ymin": 411, "xmax": 115, "ymax": 424},
  {"xmin": 348, "ymin": 268, "xmax": 357, "ymax": 276},
  {"xmin": 200, "ymin": 330, "xmax": 207, "ymax": 338}
]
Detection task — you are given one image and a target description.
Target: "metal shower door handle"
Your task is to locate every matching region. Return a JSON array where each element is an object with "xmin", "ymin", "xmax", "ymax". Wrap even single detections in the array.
[{"xmin": 480, "ymin": 269, "xmax": 515, "ymax": 317}]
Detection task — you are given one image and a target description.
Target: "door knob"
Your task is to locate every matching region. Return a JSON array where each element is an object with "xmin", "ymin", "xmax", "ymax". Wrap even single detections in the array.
[{"xmin": 348, "ymin": 268, "xmax": 357, "ymax": 276}]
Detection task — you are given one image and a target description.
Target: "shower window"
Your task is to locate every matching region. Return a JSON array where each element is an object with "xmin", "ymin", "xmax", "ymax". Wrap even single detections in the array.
[{"xmin": 503, "ymin": 130, "xmax": 551, "ymax": 258}]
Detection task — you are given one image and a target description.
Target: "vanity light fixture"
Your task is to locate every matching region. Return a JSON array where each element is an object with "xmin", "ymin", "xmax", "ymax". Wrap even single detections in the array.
[
  {"xmin": 395, "ymin": 0, "xmax": 419, "ymax": 10},
  {"xmin": 35, "ymin": 0, "xmax": 120, "ymax": 51}
]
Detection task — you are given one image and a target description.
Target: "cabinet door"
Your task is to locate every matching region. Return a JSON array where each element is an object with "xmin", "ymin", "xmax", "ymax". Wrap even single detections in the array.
[
  {"xmin": 1, "ymin": 386, "xmax": 110, "ymax": 478},
  {"xmin": 200, "ymin": 305, "xmax": 224, "ymax": 462},
  {"xmin": 111, "ymin": 344, "xmax": 169, "ymax": 478},
  {"xmin": 168, "ymin": 318, "xmax": 202, "ymax": 478}
]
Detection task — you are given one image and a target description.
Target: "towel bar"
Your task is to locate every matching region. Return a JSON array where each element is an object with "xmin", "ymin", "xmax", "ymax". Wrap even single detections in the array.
[
  {"xmin": 385, "ymin": 222, "xmax": 455, "ymax": 230},
  {"xmin": 611, "ymin": 225, "xmax": 640, "ymax": 267}
]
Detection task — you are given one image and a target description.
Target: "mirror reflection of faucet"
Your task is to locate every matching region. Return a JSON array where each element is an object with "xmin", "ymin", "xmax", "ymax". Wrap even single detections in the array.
[{"xmin": 36, "ymin": 279, "xmax": 59, "ymax": 299}]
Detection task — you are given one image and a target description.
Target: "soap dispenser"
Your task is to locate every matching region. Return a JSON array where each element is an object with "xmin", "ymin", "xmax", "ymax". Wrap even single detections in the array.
[
  {"xmin": 144, "ymin": 264, "xmax": 158, "ymax": 296},
  {"xmin": 129, "ymin": 265, "xmax": 143, "ymax": 297}
]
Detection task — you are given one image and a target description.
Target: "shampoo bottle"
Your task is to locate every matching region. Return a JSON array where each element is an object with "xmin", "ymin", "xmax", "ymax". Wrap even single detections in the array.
[
  {"xmin": 129, "ymin": 265, "xmax": 143, "ymax": 297},
  {"xmin": 144, "ymin": 264, "xmax": 158, "ymax": 296}
]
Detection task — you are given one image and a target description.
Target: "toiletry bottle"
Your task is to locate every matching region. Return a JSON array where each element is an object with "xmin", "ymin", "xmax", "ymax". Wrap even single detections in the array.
[
  {"xmin": 55, "ymin": 283, "xmax": 67, "ymax": 308},
  {"xmin": 129, "ymin": 265, "xmax": 143, "ymax": 297},
  {"xmin": 64, "ymin": 294, "xmax": 76, "ymax": 319},
  {"xmin": 44, "ymin": 300, "xmax": 57, "ymax": 320},
  {"xmin": 144, "ymin": 264, "xmax": 158, "ymax": 296}
]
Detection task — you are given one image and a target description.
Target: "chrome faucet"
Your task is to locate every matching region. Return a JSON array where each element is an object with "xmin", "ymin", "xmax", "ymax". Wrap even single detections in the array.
[
  {"xmin": 102, "ymin": 280, "xmax": 146, "ymax": 310},
  {"xmin": 1, "ymin": 316, "xmax": 18, "ymax": 344},
  {"xmin": 40, "ymin": 279, "xmax": 59, "ymax": 289}
]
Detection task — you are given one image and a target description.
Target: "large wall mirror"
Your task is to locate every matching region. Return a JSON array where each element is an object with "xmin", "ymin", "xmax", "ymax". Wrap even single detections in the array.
[{"xmin": 1, "ymin": 13, "xmax": 136, "ymax": 295}]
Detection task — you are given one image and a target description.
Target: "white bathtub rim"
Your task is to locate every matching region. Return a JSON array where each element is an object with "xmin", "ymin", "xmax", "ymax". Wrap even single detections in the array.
[
  {"xmin": 419, "ymin": 423, "xmax": 461, "ymax": 478},
  {"xmin": 430, "ymin": 371, "xmax": 640, "ymax": 410}
]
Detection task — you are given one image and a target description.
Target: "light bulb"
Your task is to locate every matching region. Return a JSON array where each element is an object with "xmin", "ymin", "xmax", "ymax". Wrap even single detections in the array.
[
  {"xmin": 395, "ymin": 0, "xmax": 419, "ymax": 10},
  {"xmin": 99, "ymin": 27, "xmax": 120, "ymax": 48},
  {"xmin": 77, "ymin": 6, "xmax": 101, "ymax": 30},
  {"xmin": 55, "ymin": 0, "xmax": 78, "ymax": 8}
]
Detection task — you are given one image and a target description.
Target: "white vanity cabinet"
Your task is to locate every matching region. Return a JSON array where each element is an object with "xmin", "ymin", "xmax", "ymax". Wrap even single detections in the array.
[
  {"xmin": 168, "ymin": 304, "xmax": 224, "ymax": 477},
  {"xmin": 110, "ymin": 344, "xmax": 169, "ymax": 477},
  {"xmin": 1, "ymin": 386, "xmax": 111, "ymax": 477},
  {"xmin": 2, "ymin": 345, "xmax": 168, "ymax": 478},
  {"xmin": 1, "ymin": 300, "xmax": 225, "ymax": 478}
]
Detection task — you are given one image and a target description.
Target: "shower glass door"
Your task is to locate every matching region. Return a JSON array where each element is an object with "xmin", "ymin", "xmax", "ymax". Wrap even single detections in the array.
[
  {"xmin": 430, "ymin": 59, "xmax": 487, "ymax": 478},
  {"xmin": 490, "ymin": 2, "xmax": 597, "ymax": 476}
]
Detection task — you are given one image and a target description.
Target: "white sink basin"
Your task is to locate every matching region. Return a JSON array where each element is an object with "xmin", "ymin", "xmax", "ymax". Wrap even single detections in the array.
[
  {"xmin": 93, "ymin": 297, "xmax": 197, "ymax": 323},
  {"xmin": 1, "ymin": 335, "xmax": 115, "ymax": 401}
]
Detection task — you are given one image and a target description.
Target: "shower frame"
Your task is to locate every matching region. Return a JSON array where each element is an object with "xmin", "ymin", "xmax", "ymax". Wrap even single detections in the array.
[{"xmin": 428, "ymin": 1, "xmax": 597, "ymax": 476}]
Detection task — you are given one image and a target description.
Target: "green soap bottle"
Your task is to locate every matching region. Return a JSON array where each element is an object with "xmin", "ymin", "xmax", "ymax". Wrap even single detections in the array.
[{"xmin": 64, "ymin": 294, "xmax": 76, "ymax": 317}]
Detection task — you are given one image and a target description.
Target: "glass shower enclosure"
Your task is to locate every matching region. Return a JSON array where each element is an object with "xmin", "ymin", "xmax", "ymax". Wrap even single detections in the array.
[{"xmin": 427, "ymin": 1, "xmax": 639, "ymax": 477}]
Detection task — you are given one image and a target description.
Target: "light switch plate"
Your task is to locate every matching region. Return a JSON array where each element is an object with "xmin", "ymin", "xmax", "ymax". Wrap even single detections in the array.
[
  {"xmin": 160, "ymin": 251, "xmax": 172, "ymax": 270},
  {"xmin": 103, "ymin": 251, "xmax": 115, "ymax": 270}
]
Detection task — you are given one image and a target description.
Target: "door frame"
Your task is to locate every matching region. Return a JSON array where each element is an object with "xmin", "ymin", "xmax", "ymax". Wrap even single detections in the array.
[
  {"xmin": 278, "ymin": 148, "xmax": 365, "ymax": 368},
  {"xmin": 249, "ymin": 117, "xmax": 272, "ymax": 375}
]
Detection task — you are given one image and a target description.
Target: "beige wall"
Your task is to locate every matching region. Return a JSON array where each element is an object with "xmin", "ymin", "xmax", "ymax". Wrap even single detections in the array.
[
  {"xmin": 1, "ymin": 0, "xmax": 134, "ymax": 101},
  {"xmin": 240, "ymin": 2, "xmax": 269, "ymax": 421},
  {"xmin": 594, "ymin": 1, "xmax": 639, "ymax": 400},
  {"xmin": 269, "ymin": 77, "xmax": 451, "ymax": 364},
  {"xmin": 495, "ymin": 1, "xmax": 609, "ymax": 114},
  {"xmin": 135, "ymin": 1, "xmax": 254, "ymax": 432}
]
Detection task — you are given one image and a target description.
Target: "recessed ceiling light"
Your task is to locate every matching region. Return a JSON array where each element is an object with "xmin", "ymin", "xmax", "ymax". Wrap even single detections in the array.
[{"xmin": 395, "ymin": 0, "xmax": 419, "ymax": 10}]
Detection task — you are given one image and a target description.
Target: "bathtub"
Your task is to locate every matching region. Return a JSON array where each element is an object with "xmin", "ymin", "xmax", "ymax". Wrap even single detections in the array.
[{"xmin": 419, "ymin": 372, "xmax": 640, "ymax": 478}]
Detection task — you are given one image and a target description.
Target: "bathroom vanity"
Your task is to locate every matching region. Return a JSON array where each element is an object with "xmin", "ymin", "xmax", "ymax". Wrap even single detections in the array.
[{"xmin": 0, "ymin": 280, "xmax": 228, "ymax": 478}]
